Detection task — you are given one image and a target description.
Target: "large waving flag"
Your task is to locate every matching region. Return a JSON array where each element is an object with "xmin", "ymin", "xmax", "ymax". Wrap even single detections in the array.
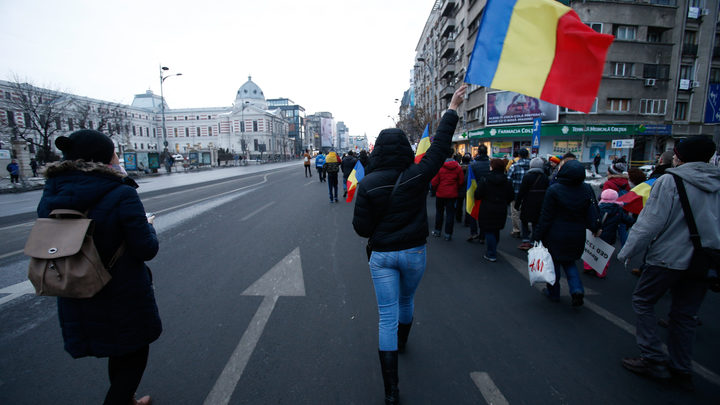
[
  {"xmin": 414, "ymin": 124, "xmax": 430, "ymax": 164},
  {"xmin": 464, "ymin": 0, "xmax": 614, "ymax": 113},
  {"xmin": 617, "ymin": 178, "xmax": 657, "ymax": 214},
  {"xmin": 465, "ymin": 168, "xmax": 480, "ymax": 219},
  {"xmin": 345, "ymin": 160, "xmax": 365, "ymax": 203}
]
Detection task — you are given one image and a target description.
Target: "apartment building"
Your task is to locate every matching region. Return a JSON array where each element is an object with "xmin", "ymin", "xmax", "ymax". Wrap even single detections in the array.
[{"xmin": 410, "ymin": 0, "xmax": 720, "ymax": 165}]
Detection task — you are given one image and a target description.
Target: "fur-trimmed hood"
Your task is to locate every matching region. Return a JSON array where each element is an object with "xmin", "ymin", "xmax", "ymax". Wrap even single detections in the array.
[{"xmin": 44, "ymin": 160, "xmax": 125, "ymax": 179}]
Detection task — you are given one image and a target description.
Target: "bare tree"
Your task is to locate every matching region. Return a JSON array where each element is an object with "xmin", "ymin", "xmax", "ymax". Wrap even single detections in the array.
[
  {"xmin": 396, "ymin": 106, "xmax": 431, "ymax": 144},
  {"xmin": 0, "ymin": 77, "xmax": 73, "ymax": 163}
]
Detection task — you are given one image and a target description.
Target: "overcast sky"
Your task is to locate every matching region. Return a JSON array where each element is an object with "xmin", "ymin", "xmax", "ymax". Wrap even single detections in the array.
[{"xmin": 0, "ymin": 0, "xmax": 434, "ymax": 144}]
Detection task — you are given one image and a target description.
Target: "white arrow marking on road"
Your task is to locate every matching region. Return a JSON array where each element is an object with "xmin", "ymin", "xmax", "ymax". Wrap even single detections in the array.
[
  {"xmin": 203, "ymin": 247, "xmax": 305, "ymax": 405},
  {"xmin": 470, "ymin": 372, "xmax": 509, "ymax": 405},
  {"xmin": 0, "ymin": 280, "xmax": 35, "ymax": 306}
]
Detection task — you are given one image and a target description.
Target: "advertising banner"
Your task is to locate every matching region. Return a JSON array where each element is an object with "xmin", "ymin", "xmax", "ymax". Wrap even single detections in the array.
[
  {"xmin": 552, "ymin": 140, "xmax": 582, "ymax": 155},
  {"xmin": 148, "ymin": 152, "xmax": 160, "ymax": 169},
  {"xmin": 491, "ymin": 141, "xmax": 513, "ymax": 157},
  {"xmin": 486, "ymin": 90, "xmax": 559, "ymax": 127},
  {"xmin": 468, "ymin": 124, "xmax": 642, "ymax": 139},
  {"xmin": 321, "ymin": 118, "xmax": 334, "ymax": 148},
  {"xmin": 123, "ymin": 152, "xmax": 137, "ymax": 171}
]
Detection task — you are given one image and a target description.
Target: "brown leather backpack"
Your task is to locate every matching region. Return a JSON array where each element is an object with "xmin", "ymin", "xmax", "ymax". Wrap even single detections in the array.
[{"xmin": 24, "ymin": 209, "xmax": 123, "ymax": 298}]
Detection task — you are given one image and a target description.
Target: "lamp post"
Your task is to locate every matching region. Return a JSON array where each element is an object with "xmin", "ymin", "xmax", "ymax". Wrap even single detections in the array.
[
  {"xmin": 159, "ymin": 65, "xmax": 182, "ymax": 156},
  {"xmin": 240, "ymin": 101, "xmax": 250, "ymax": 160}
]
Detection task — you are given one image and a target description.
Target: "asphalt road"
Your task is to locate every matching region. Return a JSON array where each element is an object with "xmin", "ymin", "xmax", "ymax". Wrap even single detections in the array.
[{"xmin": 0, "ymin": 164, "xmax": 718, "ymax": 404}]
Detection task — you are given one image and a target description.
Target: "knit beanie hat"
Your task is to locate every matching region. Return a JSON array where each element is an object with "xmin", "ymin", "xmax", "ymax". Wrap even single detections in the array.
[
  {"xmin": 608, "ymin": 162, "xmax": 627, "ymax": 175},
  {"xmin": 549, "ymin": 155, "xmax": 561, "ymax": 164},
  {"xmin": 674, "ymin": 136, "xmax": 716, "ymax": 163},
  {"xmin": 529, "ymin": 157, "xmax": 544, "ymax": 169},
  {"xmin": 600, "ymin": 189, "xmax": 623, "ymax": 205},
  {"xmin": 55, "ymin": 130, "xmax": 115, "ymax": 164}
]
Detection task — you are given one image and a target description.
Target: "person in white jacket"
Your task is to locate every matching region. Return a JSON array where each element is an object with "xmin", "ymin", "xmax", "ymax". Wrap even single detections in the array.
[{"xmin": 618, "ymin": 136, "xmax": 720, "ymax": 391}]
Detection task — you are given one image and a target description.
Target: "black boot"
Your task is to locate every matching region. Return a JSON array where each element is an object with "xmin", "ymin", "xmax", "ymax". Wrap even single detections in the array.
[
  {"xmin": 397, "ymin": 321, "xmax": 412, "ymax": 354},
  {"xmin": 378, "ymin": 350, "xmax": 399, "ymax": 405}
]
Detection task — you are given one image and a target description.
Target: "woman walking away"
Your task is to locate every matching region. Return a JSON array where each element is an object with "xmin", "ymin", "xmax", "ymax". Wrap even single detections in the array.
[
  {"xmin": 38, "ymin": 130, "xmax": 161, "ymax": 405},
  {"xmin": 514, "ymin": 157, "xmax": 549, "ymax": 250},
  {"xmin": 582, "ymin": 189, "xmax": 635, "ymax": 278},
  {"xmin": 430, "ymin": 149, "xmax": 464, "ymax": 241},
  {"xmin": 533, "ymin": 159, "xmax": 601, "ymax": 307},
  {"xmin": 353, "ymin": 85, "xmax": 467, "ymax": 405},
  {"xmin": 475, "ymin": 158, "xmax": 515, "ymax": 262}
]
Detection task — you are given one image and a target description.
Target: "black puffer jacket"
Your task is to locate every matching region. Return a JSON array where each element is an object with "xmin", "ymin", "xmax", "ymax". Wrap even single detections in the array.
[
  {"xmin": 533, "ymin": 160, "xmax": 601, "ymax": 261},
  {"xmin": 475, "ymin": 169, "xmax": 515, "ymax": 231},
  {"xmin": 514, "ymin": 168, "xmax": 549, "ymax": 224},
  {"xmin": 37, "ymin": 160, "xmax": 161, "ymax": 358},
  {"xmin": 353, "ymin": 110, "xmax": 459, "ymax": 251}
]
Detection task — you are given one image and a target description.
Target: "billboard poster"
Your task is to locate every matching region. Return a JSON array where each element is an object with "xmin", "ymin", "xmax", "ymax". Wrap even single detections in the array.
[
  {"xmin": 491, "ymin": 141, "xmax": 513, "ymax": 157},
  {"xmin": 123, "ymin": 152, "xmax": 137, "ymax": 171},
  {"xmin": 704, "ymin": 84, "xmax": 720, "ymax": 123},
  {"xmin": 148, "ymin": 152, "xmax": 160, "ymax": 169},
  {"xmin": 486, "ymin": 91, "xmax": 559, "ymax": 127},
  {"xmin": 321, "ymin": 118, "xmax": 334, "ymax": 148}
]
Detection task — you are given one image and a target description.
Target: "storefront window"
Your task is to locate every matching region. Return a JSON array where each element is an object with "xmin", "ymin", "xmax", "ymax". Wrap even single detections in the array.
[{"xmin": 552, "ymin": 140, "xmax": 582, "ymax": 155}]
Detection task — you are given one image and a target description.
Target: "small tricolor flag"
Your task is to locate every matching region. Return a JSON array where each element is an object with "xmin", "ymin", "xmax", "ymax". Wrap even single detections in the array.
[
  {"xmin": 465, "ymin": 168, "xmax": 480, "ymax": 219},
  {"xmin": 414, "ymin": 124, "xmax": 430, "ymax": 164},
  {"xmin": 345, "ymin": 160, "xmax": 365, "ymax": 203},
  {"xmin": 464, "ymin": 0, "xmax": 614, "ymax": 113},
  {"xmin": 617, "ymin": 178, "xmax": 657, "ymax": 214}
]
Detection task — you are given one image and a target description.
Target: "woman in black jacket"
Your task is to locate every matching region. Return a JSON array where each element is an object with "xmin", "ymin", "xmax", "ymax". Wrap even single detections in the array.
[
  {"xmin": 37, "ymin": 130, "xmax": 160, "ymax": 405},
  {"xmin": 533, "ymin": 159, "xmax": 601, "ymax": 307},
  {"xmin": 475, "ymin": 158, "xmax": 515, "ymax": 262},
  {"xmin": 352, "ymin": 85, "xmax": 466, "ymax": 405},
  {"xmin": 514, "ymin": 157, "xmax": 549, "ymax": 250}
]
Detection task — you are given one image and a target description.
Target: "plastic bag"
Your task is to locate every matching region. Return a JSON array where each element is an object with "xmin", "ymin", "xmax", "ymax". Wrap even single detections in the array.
[{"xmin": 527, "ymin": 241, "xmax": 556, "ymax": 286}]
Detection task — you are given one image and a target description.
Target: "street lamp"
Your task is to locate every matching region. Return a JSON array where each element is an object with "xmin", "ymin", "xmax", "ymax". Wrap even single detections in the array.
[
  {"xmin": 240, "ymin": 101, "xmax": 250, "ymax": 159},
  {"xmin": 159, "ymin": 65, "xmax": 182, "ymax": 156},
  {"xmin": 387, "ymin": 115, "xmax": 397, "ymax": 126}
]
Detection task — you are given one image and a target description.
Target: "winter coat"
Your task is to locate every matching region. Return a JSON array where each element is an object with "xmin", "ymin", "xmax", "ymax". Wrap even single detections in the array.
[
  {"xmin": 597, "ymin": 202, "xmax": 635, "ymax": 246},
  {"xmin": 514, "ymin": 168, "xmax": 549, "ymax": 224},
  {"xmin": 341, "ymin": 155, "xmax": 358, "ymax": 177},
  {"xmin": 469, "ymin": 156, "xmax": 491, "ymax": 183},
  {"xmin": 352, "ymin": 110, "xmax": 459, "ymax": 252},
  {"xmin": 533, "ymin": 160, "xmax": 601, "ymax": 262},
  {"xmin": 315, "ymin": 154, "xmax": 326, "ymax": 168},
  {"xmin": 648, "ymin": 163, "xmax": 671, "ymax": 180},
  {"xmin": 303, "ymin": 152, "xmax": 312, "ymax": 166},
  {"xmin": 6, "ymin": 162, "xmax": 19, "ymax": 175},
  {"xmin": 603, "ymin": 174, "xmax": 630, "ymax": 195},
  {"xmin": 475, "ymin": 169, "xmax": 515, "ymax": 231},
  {"xmin": 618, "ymin": 162, "xmax": 720, "ymax": 270},
  {"xmin": 37, "ymin": 160, "xmax": 161, "ymax": 358},
  {"xmin": 431, "ymin": 159, "xmax": 464, "ymax": 199}
]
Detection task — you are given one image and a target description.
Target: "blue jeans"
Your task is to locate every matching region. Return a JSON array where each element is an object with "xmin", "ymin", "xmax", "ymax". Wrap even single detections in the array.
[
  {"xmin": 369, "ymin": 245, "xmax": 427, "ymax": 351},
  {"xmin": 546, "ymin": 259, "xmax": 584, "ymax": 298},
  {"xmin": 485, "ymin": 230, "xmax": 499, "ymax": 259}
]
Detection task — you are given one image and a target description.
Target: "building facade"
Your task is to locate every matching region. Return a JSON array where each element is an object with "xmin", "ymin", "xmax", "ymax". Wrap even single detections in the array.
[{"xmin": 408, "ymin": 0, "xmax": 720, "ymax": 165}]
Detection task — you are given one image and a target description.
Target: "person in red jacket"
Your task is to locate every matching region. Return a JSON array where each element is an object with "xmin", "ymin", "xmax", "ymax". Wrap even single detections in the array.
[{"xmin": 430, "ymin": 149, "xmax": 465, "ymax": 241}]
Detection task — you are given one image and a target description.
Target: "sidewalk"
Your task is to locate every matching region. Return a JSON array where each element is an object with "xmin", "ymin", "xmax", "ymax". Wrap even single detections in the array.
[{"xmin": 0, "ymin": 160, "xmax": 301, "ymax": 218}]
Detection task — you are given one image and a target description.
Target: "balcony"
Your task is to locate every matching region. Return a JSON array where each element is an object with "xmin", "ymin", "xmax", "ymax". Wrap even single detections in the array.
[
  {"xmin": 440, "ymin": 60, "xmax": 456, "ymax": 79},
  {"xmin": 440, "ymin": 17, "xmax": 456, "ymax": 38},
  {"xmin": 440, "ymin": 37, "xmax": 455, "ymax": 58},
  {"xmin": 441, "ymin": 0, "xmax": 456, "ymax": 17},
  {"xmin": 682, "ymin": 43, "xmax": 698, "ymax": 56},
  {"xmin": 440, "ymin": 84, "xmax": 455, "ymax": 100}
]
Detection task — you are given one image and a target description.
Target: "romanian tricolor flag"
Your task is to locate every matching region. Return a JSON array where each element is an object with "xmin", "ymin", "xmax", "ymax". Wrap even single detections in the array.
[
  {"xmin": 414, "ymin": 124, "xmax": 430, "ymax": 164},
  {"xmin": 465, "ymin": 167, "xmax": 480, "ymax": 219},
  {"xmin": 617, "ymin": 178, "xmax": 657, "ymax": 215},
  {"xmin": 345, "ymin": 160, "xmax": 365, "ymax": 203},
  {"xmin": 464, "ymin": 0, "xmax": 614, "ymax": 113}
]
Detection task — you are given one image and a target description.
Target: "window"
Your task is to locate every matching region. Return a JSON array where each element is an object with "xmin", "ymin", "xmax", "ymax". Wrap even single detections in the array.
[
  {"xmin": 89, "ymin": 120, "xmax": 93, "ymax": 129},
  {"xmin": 196, "ymin": 127, "xmax": 201, "ymax": 136},
  {"xmin": 675, "ymin": 102, "xmax": 688, "ymax": 120},
  {"xmin": 615, "ymin": 25, "xmax": 637, "ymax": 41},
  {"xmin": 6, "ymin": 110, "xmax": 15, "ymax": 126},
  {"xmin": 607, "ymin": 98, "xmax": 631, "ymax": 112},
  {"xmin": 68, "ymin": 117, "xmax": 73, "ymax": 130},
  {"xmin": 680, "ymin": 64, "xmax": 694, "ymax": 80},
  {"xmin": 612, "ymin": 62, "xmax": 634, "ymax": 77},
  {"xmin": 55, "ymin": 117, "xmax": 62, "ymax": 130},
  {"xmin": 24, "ymin": 112, "xmax": 31, "ymax": 127},
  {"xmin": 710, "ymin": 68, "xmax": 720, "ymax": 84},
  {"xmin": 208, "ymin": 126, "xmax": 213, "ymax": 136},
  {"xmin": 254, "ymin": 139, "xmax": 259, "ymax": 150},
  {"xmin": 640, "ymin": 99, "xmax": 667, "ymax": 115},
  {"xmin": 153, "ymin": 128, "xmax": 156, "ymax": 137},
  {"xmin": 4, "ymin": 91, "xmax": 11, "ymax": 100},
  {"xmin": 132, "ymin": 126, "xmax": 136, "ymax": 135},
  {"xmin": 253, "ymin": 121, "xmax": 258, "ymax": 132},
  {"xmin": 185, "ymin": 128, "xmax": 189, "ymax": 137},
  {"xmin": 196, "ymin": 116, "xmax": 200, "ymax": 120},
  {"xmin": 174, "ymin": 128, "xmax": 178, "ymax": 137},
  {"xmin": 647, "ymin": 27, "xmax": 666, "ymax": 43},
  {"xmin": 684, "ymin": 30, "xmax": 697, "ymax": 45},
  {"xmin": 468, "ymin": 13, "xmax": 482, "ymax": 34},
  {"xmin": 141, "ymin": 143, "xmax": 144, "ymax": 150},
  {"xmin": 240, "ymin": 121, "xmax": 245, "ymax": 132},
  {"xmin": 561, "ymin": 99, "xmax": 598, "ymax": 114},
  {"xmin": 587, "ymin": 23, "xmax": 602, "ymax": 33},
  {"xmin": 643, "ymin": 64, "xmax": 670, "ymax": 79}
]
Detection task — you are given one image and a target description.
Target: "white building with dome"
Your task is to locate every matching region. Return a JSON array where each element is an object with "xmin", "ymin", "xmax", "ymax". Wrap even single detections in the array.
[{"xmin": 0, "ymin": 76, "xmax": 296, "ymax": 163}]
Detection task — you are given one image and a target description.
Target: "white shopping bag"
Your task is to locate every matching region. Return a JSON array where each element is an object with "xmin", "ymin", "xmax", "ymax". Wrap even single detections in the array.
[
  {"xmin": 527, "ymin": 241, "xmax": 556, "ymax": 286},
  {"xmin": 581, "ymin": 230, "xmax": 615, "ymax": 275}
]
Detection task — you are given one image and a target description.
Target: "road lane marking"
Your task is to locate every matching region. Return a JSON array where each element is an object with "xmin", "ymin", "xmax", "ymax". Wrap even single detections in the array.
[
  {"xmin": 498, "ymin": 251, "xmax": 720, "ymax": 387},
  {"xmin": 0, "ymin": 222, "xmax": 34, "ymax": 232},
  {"xmin": 0, "ymin": 280, "xmax": 34, "ymax": 306},
  {"xmin": 141, "ymin": 171, "xmax": 275, "ymax": 202},
  {"xmin": 204, "ymin": 247, "xmax": 305, "ymax": 405},
  {"xmin": 241, "ymin": 201, "xmax": 275, "ymax": 221},
  {"xmin": 498, "ymin": 251, "xmax": 598, "ymax": 296},
  {"xmin": 470, "ymin": 372, "xmax": 509, "ymax": 405},
  {"xmin": 0, "ymin": 249, "xmax": 24, "ymax": 260}
]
